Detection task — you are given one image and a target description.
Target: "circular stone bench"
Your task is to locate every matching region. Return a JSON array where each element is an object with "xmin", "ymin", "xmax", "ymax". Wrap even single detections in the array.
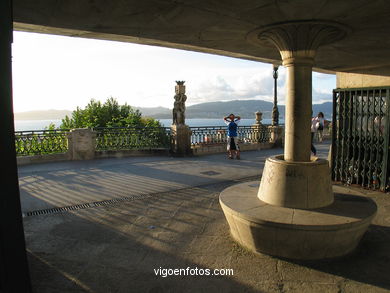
[{"xmin": 220, "ymin": 181, "xmax": 377, "ymax": 260}]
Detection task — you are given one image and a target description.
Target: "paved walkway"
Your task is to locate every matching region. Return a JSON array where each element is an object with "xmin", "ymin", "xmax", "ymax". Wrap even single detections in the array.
[
  {"xmin": 18, "ymin": 143, "xmax": 330, "ymax": 213},
  {"xmin": 20, "ymin": 142, "xmax": 390, "ymax": 293}
]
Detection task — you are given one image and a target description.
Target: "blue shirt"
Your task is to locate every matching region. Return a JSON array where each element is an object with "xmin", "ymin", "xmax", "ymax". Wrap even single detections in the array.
[{"xmin": 225, "ymin": 120, "xmax": 240, "ymax": 137}]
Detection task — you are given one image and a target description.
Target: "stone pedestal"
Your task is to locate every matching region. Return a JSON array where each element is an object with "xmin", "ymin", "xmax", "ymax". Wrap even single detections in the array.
[
  {"xmin": 250, "ymin": 111, "xmax": 266, "ymax": 142},
  {"xmin": 258, "ymin": 155, "xmax": 333, "ymax": 209},
  {"xmin": 170, "ymin": 124, "xmax": 192, "ymax": 156},
  {"xmin": 220, "ymin": 20, "xmax": 377, "ymax": 260},
  {"xmin": 68, "ymin": 128, "xmax": 96, "ymax": 160}
]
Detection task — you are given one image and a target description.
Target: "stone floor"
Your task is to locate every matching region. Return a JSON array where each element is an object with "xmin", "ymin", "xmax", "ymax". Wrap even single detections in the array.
[{"xmin": 20, "ymin": 142, "xmax": 390, "ymax": 292}]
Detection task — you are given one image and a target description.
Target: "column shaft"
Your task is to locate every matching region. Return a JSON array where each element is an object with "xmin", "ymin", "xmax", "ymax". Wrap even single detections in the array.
[{"xmin": 284, "ymin": 62, "xmax": 312, "ymax": 162}]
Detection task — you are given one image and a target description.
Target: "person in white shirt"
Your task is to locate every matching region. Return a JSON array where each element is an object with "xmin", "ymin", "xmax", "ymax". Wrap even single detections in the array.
[
  {"xmin": 316, "ymin": 112, "xmax": 325, "ymax": 142},
  {"xmin": 311, "ymin": 115, "xmax": 318, "ymax": 156}
]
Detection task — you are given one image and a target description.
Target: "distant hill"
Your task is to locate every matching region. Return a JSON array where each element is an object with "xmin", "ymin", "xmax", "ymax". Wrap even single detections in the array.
[
  {"xmin": 312, "ymin": 102, "xmax": 333, "ymax": 119},
  {"xmin": 134, "ymin": 106, "xmax": 171, "ymax": 117},
  {"xmin": 140, "ymin": 100, "xmax": 333, "ymax": 120},
  {"xmin": 186, "ymin": 100, "xmax": 275, "ymax": 119},
  {"xmin": 14, "ymin": 100, "xmax": 333, "ymax": 121},
  {"xmin": 14, "ymin": 109, "xmax": 72, "ymax": 120}
]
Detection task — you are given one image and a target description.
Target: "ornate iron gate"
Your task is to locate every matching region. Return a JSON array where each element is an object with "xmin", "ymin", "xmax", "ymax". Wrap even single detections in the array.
[{"xmin": 332, "ymin": 87, "xmax": 390, "ymax": 191}]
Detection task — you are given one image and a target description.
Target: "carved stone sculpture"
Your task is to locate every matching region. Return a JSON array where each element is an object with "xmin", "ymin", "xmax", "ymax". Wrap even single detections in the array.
[{"xmin": 173, "ymin": 81, "xmax": 187, "ymax": 125}]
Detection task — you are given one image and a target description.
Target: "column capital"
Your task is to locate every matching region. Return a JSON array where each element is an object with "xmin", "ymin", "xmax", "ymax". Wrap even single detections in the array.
[{"xmin": 247, "ymin": 20, "xmax": 349, "ymax": 66}]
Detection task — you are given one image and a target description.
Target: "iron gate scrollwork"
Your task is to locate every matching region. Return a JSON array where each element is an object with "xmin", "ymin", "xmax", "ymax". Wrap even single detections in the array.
[{"xmin": 332, "ymin": 87, "xmax": 390, "ymax": 191}]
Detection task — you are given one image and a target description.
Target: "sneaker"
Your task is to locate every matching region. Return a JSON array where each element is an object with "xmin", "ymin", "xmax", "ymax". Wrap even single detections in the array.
[{"xmin": 236, "ymin": 155, "xmax": 241, "ymax": 160}]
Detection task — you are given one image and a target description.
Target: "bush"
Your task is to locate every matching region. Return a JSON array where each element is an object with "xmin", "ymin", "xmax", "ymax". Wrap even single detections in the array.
[{"xmin": 60, "ymin": 97, "xmax": 163, "ymax": 129}]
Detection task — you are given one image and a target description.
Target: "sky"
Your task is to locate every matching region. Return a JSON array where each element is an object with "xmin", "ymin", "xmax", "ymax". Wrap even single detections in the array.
[{"xmin": 11, "ymin": 31, "xmax": 336, "ymax": 113}]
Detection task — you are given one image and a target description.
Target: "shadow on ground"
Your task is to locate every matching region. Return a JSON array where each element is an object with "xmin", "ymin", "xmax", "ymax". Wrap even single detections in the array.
[
  {"xmin": 23, "ymin": 177, "xmax": 390, "ymax": 293},
  {"xmin": 18, "ymin": 148, "xmax": 282, "ymax": 213},
  {"xmin": 283, "ymin": 224, "xmax": 390, "ymax": 292},
  {"xmin": 25, "ymin": 181, "xmax": 269, "ymax": 293},
  {"xmin": 24, "ymin": 142, "xmax": 390, "ymax": 293}
]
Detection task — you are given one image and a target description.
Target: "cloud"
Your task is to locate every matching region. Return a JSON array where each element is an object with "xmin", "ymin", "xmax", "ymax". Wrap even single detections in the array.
[
  {"xmin": 187, "ymin": 69, "xmax": 287, "ymax": 105},
  {"xmin": 186, "ymin": 68, "xmax": 334, "ymax": 106},
  {"xmin": 312, "ymin": 88, "xmax": 332, "ymax": 103}
]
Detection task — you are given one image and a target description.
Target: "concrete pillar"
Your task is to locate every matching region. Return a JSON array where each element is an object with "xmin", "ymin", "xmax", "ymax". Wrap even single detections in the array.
[
  {"xmin": 249, "ymin": 21, "xmax": 347, "ymax": 162},
  {"xmin": 68, "ymin": 128, "xmax": 96, "ymax": 160},
  {"xmin": 247, "ymin": 20, "xmax": 348, "ymax": 208},
  {"xmin": 0, "ymin": 0, "xmax": 32, "ymax": 291},
  {"xmin": 220, "ymin": 21, "xmax": 376, "ymax": 260},
  {"xmin": 284, "ymin": 58, "xmax": 313, "ymax": 161}
]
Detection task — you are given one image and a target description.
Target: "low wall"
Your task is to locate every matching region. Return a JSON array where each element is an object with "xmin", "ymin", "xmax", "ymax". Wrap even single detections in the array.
[
  {"xmin": 16, "ymin": 149, "xmax": 170, "ymax": 166},
  {"xmin": 16, "ymin": 143, "xmax": 276, "ymax": 165},
  {"xmin": 95, "ymin": 148, "xmax": 170, "ymax": 159},
  {"xmin": 17, "ymin": 153, "xmax": 70, "ymax": 166},
  {"xmin": 192, "ymin": 142, "xmax": 274, "ymax": 156}
]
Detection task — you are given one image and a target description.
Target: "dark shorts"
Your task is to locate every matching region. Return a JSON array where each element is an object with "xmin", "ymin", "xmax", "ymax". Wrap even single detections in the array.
[{"xmin": 227, "ymin": 137, "xmax": 239, "ymax": 151}]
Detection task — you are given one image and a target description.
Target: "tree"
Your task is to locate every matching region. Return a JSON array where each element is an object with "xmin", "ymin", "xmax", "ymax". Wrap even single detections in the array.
[{"xmin": 60, "ymin": 97, "xmax": 162, "ymax": 129}]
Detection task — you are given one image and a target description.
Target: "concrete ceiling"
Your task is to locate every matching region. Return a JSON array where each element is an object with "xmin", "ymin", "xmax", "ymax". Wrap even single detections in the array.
[{"xmin": 13, "ymin": 0, "xmax": 390, "ymax": 76}]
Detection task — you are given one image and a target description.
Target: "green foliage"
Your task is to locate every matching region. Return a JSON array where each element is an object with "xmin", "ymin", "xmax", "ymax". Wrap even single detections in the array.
[
  {"xmin": 15, "ymin": 130, "xmax": 68, "ymax": 156},
  {"xmin": 15, "ymin": 97, "xmax": 169, "ymax": 156},
  {"xmin": 44, "ymin": 122, "xmax": 57, "ymax": 130},
  {"xmin": 60, "ymin": 97, "xmax": 162, "ymax": 129}
]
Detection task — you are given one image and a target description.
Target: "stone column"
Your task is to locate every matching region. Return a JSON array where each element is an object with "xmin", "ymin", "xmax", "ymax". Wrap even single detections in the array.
[
  {"xmin": 251, "ymin": 21, "xmax": 347, "ymax": 162},
  {"xmin": 247, "ymin": 20, "xmax": 348, "ymax": 208},
  {"xmin": 0, "ymin": 0, "xmax": 33, "ymax": 291},
  {"xmin": 68, "ymin": 128, "xmax": 96, "ymax": 160},
  {"xmin": 220, "ymin": 21, "xmax": 376, "ymax": 260},
  {"xmin": 284, "ymin": 57, "xmax": 313, "ymax": 161}
]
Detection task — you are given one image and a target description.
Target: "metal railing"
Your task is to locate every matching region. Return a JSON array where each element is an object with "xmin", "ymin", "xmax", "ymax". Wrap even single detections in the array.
[
  {"xmin": 15, "ymin": 129, "xmax": 70, "ymax": 156},
  {"xmin": 190, "ymin": 125, "xmax": 272, "ymax": 146},
  {"xmin": 15, "ymin": 125, "xmax": 275, "ymax": 156},
  {"xmin": 94, "ymin": 126, "xmax": 171, "ymax": 151},
  {"xmin": 332, "ymin": 87, "xmax": 390, "ymax": 191}
]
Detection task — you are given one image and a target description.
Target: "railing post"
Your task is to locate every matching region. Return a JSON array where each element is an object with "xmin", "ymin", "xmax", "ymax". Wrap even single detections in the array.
[
  {"xmin": 268, "ymin": 125, "xmax": 284, "ymax": 147},
  {"xmin": 68, "ymin": 128, "xmax": 96, "ymax": 160},
  {"xmin": 251, "ymin": 111, "xmax": 265, "ymax": 142}
]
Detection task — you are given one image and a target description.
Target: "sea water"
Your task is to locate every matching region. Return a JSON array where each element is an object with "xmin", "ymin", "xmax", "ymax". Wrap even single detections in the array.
[{"xmin": 14, "ymin": 118, "xmax": 281, "ymax": 131}]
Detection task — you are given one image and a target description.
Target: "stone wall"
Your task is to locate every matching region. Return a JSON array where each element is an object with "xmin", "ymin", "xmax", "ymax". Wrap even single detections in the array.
[
  {"xmin": 336, "ymin": 72, "xmax": 390, "ymax": 88},
  {"xmin": 192, "ymin": 142, "xmax": 273, "ymax": 156}
]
